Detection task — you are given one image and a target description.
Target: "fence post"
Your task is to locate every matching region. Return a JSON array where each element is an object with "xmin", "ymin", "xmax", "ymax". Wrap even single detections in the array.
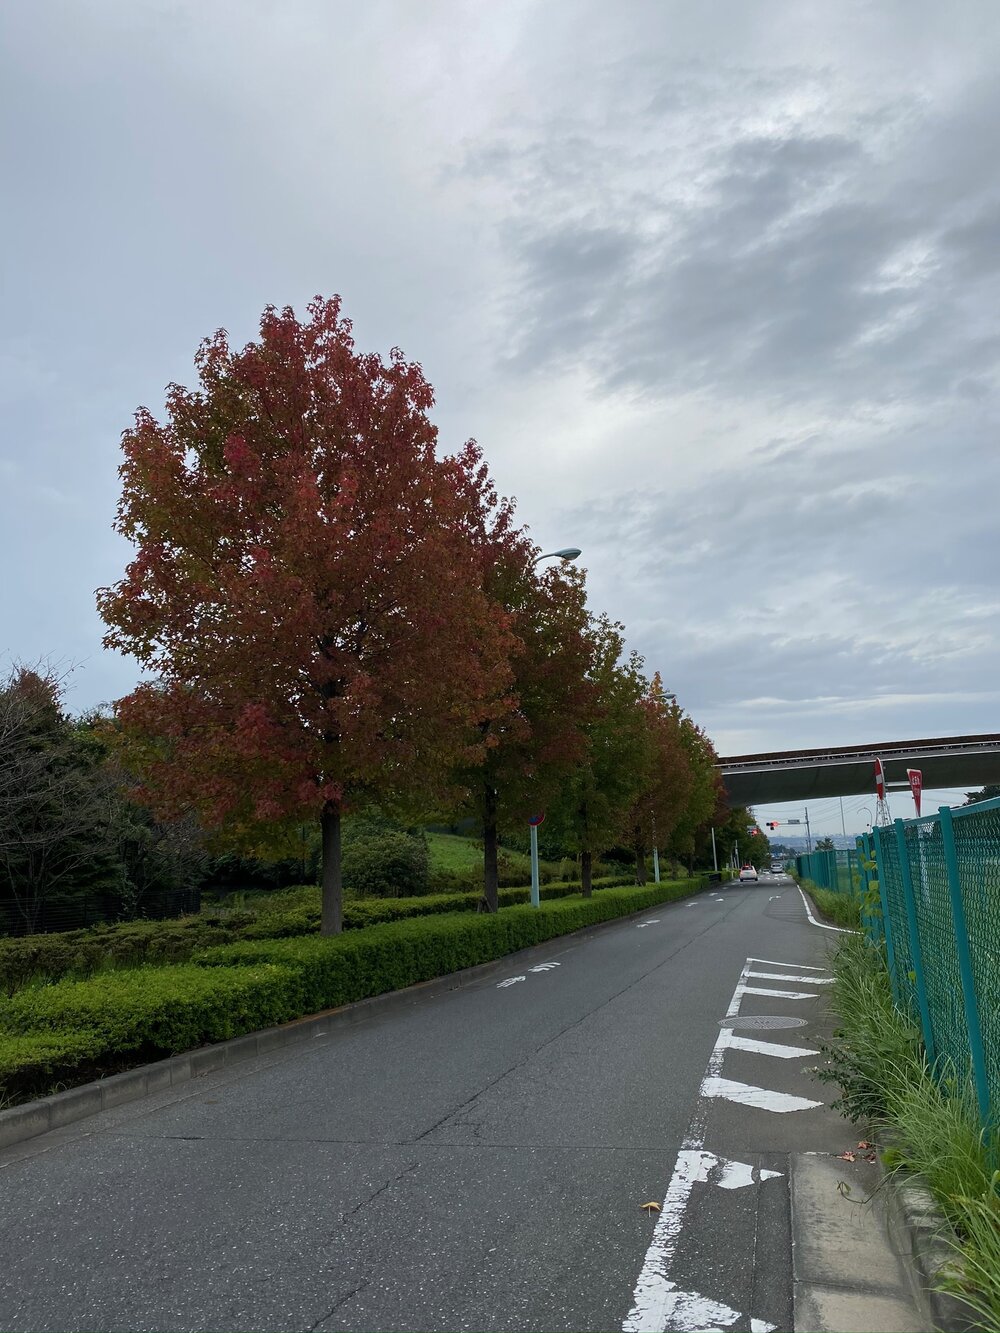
[
  {"xmin": 893, "ymin": 819, "xmax": 936, "ymax": 1065},
  {"xmin": 870, "ymin": 826, "xmax": 900, "ymax": 1003},
  {"xmin": 856, "ymin": 836, "xmax": 876, "ymax": 944},
  {"xmin": 939, "ymin": 805, "xmax": 991, "ymax": 1126}
]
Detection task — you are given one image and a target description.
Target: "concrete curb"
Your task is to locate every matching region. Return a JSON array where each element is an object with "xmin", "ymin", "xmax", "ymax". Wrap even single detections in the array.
[
  {"xmin": 790, "ymin": 1152, "xmax": 927, "ymax": 1331},
  {"xmin": 0, "ymin": 888, "xmax": 704, "ymax": 1153},
  {"xmin": 883, "ymin": 1169, "xmax": 982, "ymax": 1332}
]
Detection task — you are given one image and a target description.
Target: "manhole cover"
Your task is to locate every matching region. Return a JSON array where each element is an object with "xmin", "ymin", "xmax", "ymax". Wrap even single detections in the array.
[{"xmin": 719, "ymin": 1015, "xmax": 808, "ymax": 1031}]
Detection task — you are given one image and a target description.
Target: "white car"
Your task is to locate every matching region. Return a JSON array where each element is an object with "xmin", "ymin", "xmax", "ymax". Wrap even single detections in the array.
[{"xmin": 738, "ymin": 865, "xmax": 758, "ymax": 882}]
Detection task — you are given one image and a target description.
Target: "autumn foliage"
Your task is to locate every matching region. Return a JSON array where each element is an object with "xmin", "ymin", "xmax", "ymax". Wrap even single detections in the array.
[
  {"xmin": 98, "ymin": 295, "xmax": 728, "ymax": 932},
  {"xmin": 98, "ymin": 298, "xmax": 515, "ymax": 932}
]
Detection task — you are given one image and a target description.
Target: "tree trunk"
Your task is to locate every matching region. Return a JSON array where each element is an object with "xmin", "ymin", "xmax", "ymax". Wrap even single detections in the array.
[
  {"xmin": 483, "ymin": 784, "xmax": 499, "ymax": 912},
  {"xmin": 320, "ymin": 799, "xmax": 343, "ymax": 935},
  {"xmin": 581, "ymin": 848, "xmax": 593, "ymax": 899},
  {"xmin": 634, "ymin": 826, "xmax": 647, "ymax": 886}
]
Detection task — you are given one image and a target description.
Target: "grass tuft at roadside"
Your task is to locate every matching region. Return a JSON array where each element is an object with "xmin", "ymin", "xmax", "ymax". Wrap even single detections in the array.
[{"xmin": 822, "ymin": 930, "xmax": 1000, "ymax": 1326}]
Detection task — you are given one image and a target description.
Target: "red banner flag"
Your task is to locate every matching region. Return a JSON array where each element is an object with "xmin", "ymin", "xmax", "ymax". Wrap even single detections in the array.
[
  {"xmin": 874, "ymin": 757, "xmax": 886, "ymax": 800},
  {"xmin": 907, "ymin": 768, "xmax": 923, "ymax": 817}
]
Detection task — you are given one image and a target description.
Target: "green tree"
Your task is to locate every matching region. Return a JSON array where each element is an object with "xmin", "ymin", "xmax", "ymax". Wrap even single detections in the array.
[
  {"xmin": 665, "ymin": 715, "xmax": 721, "ymax": 872},
  {"xmin": 465, "ymin": 560, "xmax": 594, "ymax": 911},
  {"xmin": 625, "ymin": 675, "xmax": 694, "ymax": 885},
  {"xmin": 545, "ymin": 615, "xmax": 651, "ymax": 897},
  {"xmin": 964, "ymin": 785, "xmax": 1000, "ymax": 805},
  {"xmin": 0, "ymin": 668, "xmax": 118, "ymax": 931},
  {"xmin": 814, "ymin": 836, "xmax": 836, "ymax": 851}
]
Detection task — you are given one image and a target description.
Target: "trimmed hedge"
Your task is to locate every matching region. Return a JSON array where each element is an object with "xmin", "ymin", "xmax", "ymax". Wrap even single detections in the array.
[
  {"xmin": 0, "ymin": 876, "xmax": 634, "ymax": 995},
  {"xmin": 0, "ymin": 877, "xmax": 707, "ymax": 1101}
]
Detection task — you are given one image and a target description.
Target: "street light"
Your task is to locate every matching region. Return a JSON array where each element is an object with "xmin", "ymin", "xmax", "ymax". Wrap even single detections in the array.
[
  {"xmin": 526, "ymin": 545, "xmax": 581, "ymax": 903},
  {"xmin": 533, "ymin": 547, "xmax": 582, "ymax": 564}
]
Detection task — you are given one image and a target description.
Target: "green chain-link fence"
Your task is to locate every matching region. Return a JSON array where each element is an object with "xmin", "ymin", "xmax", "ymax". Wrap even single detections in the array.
[
  {"xmin": 849, "ymin": 798, "xmax": 1000, "ymax": 1128},
  {"xmin": 794, "ymin": 847, "xmax": 862, "ymax": 895}
]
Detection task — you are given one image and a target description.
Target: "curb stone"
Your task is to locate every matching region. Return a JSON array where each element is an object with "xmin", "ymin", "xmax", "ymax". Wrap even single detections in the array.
[
  {"xmin": 0, "ymin": 890, "xmax": 703, "ymax": 1152},
  {"xmin": 883, "ymin": 1168, "xmax": 982, "ymax": 1332},
  {"xmin": 790, "ymin": 1152, "xmax": 927, "ymax": 1332}
]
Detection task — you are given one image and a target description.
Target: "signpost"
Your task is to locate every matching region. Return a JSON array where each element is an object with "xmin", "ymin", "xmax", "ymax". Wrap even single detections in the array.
[
  {"xmin": 907, "ymin": 768, "xmax": 923, "ymax": 818},
  {"xmin": 528, "ymin": 814, "xmax": 545, "ymax": 907}
]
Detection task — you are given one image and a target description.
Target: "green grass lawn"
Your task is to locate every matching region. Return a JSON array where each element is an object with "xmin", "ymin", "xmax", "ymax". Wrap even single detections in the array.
[
  {"xmin": 424, "ymin": 832, "xmax": 489, "ymax": 872},
  {"xmin": 424, "ymin": 831, "xmax": 570, "ymax": 879}
]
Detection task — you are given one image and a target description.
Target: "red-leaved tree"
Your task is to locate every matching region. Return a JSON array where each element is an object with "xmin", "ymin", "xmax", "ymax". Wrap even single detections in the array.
[
  {"xmin": 626, "ymin": 673, "xmax": 694, "ymax": 885},
  {"xmin": 98, "ymin": 297, "xmax": 516, "ymax": 933}
]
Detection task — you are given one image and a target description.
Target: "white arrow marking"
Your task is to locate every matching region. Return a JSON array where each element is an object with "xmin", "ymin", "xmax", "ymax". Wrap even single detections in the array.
[
  {"xmin": 625, "ymin": 961, "xmax": 797, "ymax": 1332},
  {"xmin": 722, "ymin": 1032, "xmax": 819, "ymax": 1059},
  {"xmin": 702, "ymin": 1076, "xmax": 822, "ymax": 1112},
  {"xmin": 528, "ymin": 962, "xmax": 560, "ymax": 972},
  {"xmin": 748, "ymin": 970, "xmax": 833, "ymax": 984},
  {"xmin": 742, "ymin": 985, "xmax": 817, "ymax": 1000},
  {"xmin": 637, "ymin": 919, "xmax": 661, "ymax": 928},
  {"xmin": 496, "ymin": 975, "xmax": 526, "ymax": 988}
]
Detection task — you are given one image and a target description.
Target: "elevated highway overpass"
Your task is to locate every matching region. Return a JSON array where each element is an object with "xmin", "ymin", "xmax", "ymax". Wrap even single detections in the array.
[{"xmin": 718, "ymin": 733, "xmax": 1000, "ymax": 806}]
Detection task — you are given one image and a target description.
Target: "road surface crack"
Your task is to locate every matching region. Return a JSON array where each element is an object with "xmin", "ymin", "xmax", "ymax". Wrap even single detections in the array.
[
  {"xmin": 343, "ymin": 1161, "xmax": 418, "ymax": 1219},
  {"xmin": 308, "ymin": 1278, "xmax": 371, "ymax": 1330},
  {"xmin": 413, "ymin": 911, "xmax": 731, "ymax": 1143}
]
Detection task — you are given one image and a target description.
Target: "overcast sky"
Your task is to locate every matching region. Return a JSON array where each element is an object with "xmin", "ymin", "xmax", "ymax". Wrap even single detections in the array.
[{"xmin": 3, "ymin": 1, "xmax": 998, "ymax": 834}]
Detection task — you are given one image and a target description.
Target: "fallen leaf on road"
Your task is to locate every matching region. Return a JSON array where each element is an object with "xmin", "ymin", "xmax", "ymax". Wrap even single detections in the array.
[
  {"xmin": 857, "ymin": 1140, "xmax": 871, "ymax": 1150},
  {"xmin": 641, "ymin": 1201, "xmax": 661, "ymax": 1213},
  {"xmin": 864, "ymin": 1152, "xmax": 877, "ymax": 1163},
  {"xmin": 837, "ymin": 1152, "xmax": 857, "ymax": 1162}
]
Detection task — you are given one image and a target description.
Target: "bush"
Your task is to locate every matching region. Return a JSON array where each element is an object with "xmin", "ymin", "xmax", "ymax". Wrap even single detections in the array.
[
  {"xmin": 341, "ymin": 830, "xmax": 430, "ymax": 897},
  {"xmin": 0, "ymin": 877, "xmax": 709, "ymax": 1100},
  {"xmin": 0, "ymin": 875, "xmax": 636, "ymax": 995}
]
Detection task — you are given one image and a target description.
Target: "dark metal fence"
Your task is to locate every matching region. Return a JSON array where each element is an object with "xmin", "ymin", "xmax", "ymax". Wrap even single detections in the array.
[{"xmin": 0, "ymin": 887, "xmax": 202, "ymax": 938}]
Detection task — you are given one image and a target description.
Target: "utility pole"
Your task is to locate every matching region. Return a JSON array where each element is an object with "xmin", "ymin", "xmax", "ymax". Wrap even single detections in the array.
[
  {"xmin": 710, "ymin": 826, "xmax": 718, "ymax": 872},
  {"xmin": 839, "ymin": 797, "xmax": 847, "ymax": 840},
  {"xmin": 805, "ymin": 807, "xmax": 812, "ymax": 854}
]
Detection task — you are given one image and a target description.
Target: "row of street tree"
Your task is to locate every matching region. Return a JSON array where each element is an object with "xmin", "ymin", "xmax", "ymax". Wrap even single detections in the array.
[{"xmin": 87, "ymin": 296, "xmax": 742, "ymax": 934}]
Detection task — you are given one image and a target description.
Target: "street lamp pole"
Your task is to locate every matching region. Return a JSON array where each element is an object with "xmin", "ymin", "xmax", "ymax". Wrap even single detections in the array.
[{"xmin": 526, "ymin": 546, "xmax": 581, "ymax": 905}]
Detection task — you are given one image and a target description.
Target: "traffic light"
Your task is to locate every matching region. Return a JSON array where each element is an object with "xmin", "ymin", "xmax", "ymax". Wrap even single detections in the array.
[{"xmin": 765, "ymin": 821, "xmax": 780, "ymax": 830}]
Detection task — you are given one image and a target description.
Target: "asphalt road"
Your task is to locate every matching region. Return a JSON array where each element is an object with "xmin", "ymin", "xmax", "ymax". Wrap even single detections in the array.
[{"xmin": 0, "ymin": 876, "xmax": 851, "ymax": 1333}]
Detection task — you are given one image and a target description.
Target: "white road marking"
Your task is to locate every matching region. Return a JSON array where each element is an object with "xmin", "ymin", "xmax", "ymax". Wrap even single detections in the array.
[
  {"xmin": 797, "ymin": 885, "xmax": 854, "ymax": 933},
  {"xmin": 721, "ymin": 1032, "xmax": 819, "ymax": 1059},
  {"xmin": 742, "ymin": 985, "xmax": 818, "ymax": 1000},
  {"xmin": 748, "ymin": 956, "xmax": 827, "ymax": 970},
  {"xmin": 752, "ymin": 1320, "xmax": 778, "ymax": 1332},
  {"xmin": 702, "ymin": 1076, "xmax": 822, "ymax": 1112},
  {"xmin": 624, "ymin": 959, "xmax": 814, "ymax": 1330},
  {"xmin": 528, "ymin": 962, "xmax": 560, "ymax": 972},
  {"xmin": 747, "ymin": 970, "xmax": 833, "ymax": 984},
  {"xmin": 496, "ymin": 975, "xmax": 526, "ymax": 988},
  {"xmin": 637, "ymin": 919, "xmax": 661, "ymax": 928}
]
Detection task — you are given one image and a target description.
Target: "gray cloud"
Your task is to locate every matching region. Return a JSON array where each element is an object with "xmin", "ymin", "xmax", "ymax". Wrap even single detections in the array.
[{"xmin": 2, "ymin": 0, "xmax": 999, "ymax": 810}]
